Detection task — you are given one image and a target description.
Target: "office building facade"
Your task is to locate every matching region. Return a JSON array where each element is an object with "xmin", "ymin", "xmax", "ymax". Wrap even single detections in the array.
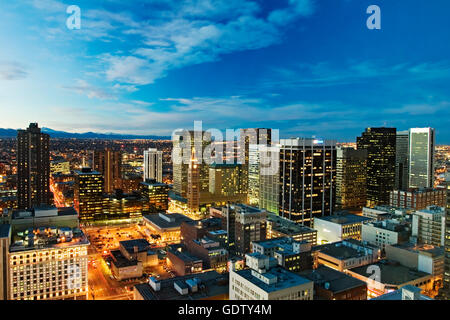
[
  {"xmin": 17, "ymin": 123, "xmax": 51, "ymax": 210},
  {"xmin": 93, "ymin": 149, "xmax": 122, "ymax": 194},
  {"xmin": 409, "ymin": 128, "xmax": 435, "ymax": 189},
  {"xmin": 74, "ymin": 168, "xmax": 103, "ymax": 222},
  {"xmin": 143, "ymin": 148, "xmax": 163, "ymax": 183}
]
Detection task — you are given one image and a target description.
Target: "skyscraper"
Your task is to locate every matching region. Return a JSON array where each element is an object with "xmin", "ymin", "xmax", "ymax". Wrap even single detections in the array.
[
  {"xmin": 259, "ymin": 145, "xmax": 280, "ymax": 215},
  {"xmin": 279, "ymin": 138, "xmax": 336, "ymax": 226},
  {"xmin": 74, "ymin": 168, "xmax": 103, "ymax": 222},
  {"xmin": 93, "ymin": 149, "xmax": 122, "ymax": 194},
  {"xmin": 17, "ymin": 123, "xmax": 51, "ymax": 209},
  {"xmin": 239, "ymin": 128, "xmax": 272, "ymax": 200},
  {"xmin": 172, "ymin": 130, "xmax": 211, "ymax": 198},
  {"xmin": 395, "ymin": 130, "xmax": 409, "ymax": 190},
  {"xmin": 143, "ymin": 148, "xmax": 163, "ymax": 183},
  {"xmin": 187, "ymin": 149, "xmax": 200, "ymax": 214},
  {"xmin": 247, "ymin": 144, "xmax": 261, "ymax": 206},
  {"xmin": 336, "ymin": 147, "xmax": 367, "ymax": 210},
  {"xmin": 409, "ymin": 128, "xmax": 435, "ymax": 189},
  {"xmin": 357, "ymin": 128, "xmax": 396, "ymax": 207}
]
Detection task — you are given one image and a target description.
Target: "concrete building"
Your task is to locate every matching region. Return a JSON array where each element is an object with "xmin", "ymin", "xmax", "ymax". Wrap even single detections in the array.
[
  {"xmin": 251, "ymin": 237, "xmax": 314, "ymax": 273},
  {"xmin": 361, "ymin": 219, "xmax": 411, "ymax": 250},
  {"xmin": 229, "ymin": 252, "xmax": 314, "ymax": 300},
  {"xmin": 93, "ymin": 149, "xmax": 122, "ymax": 194},
  {"xmin": 166, "ymin": 244, "xmax": 203, "ymax": 276},
  {"xmin": 412, "ymin": 206, "xmax": 445, "ymax": 246},
  {"xmin": 234, "ymin": 204, "xmax": 267, "ymax": 257},
  {"xmin": 143, "ymin": 213, "xmax": 194, "ymax": 244},
  {"xmin": 313, "ymin": 239, "xmax": 380, "ymax": 272},
  {"xmin": 266, "ymin": 212, "xmax": 317, "ymax": 245},
  {"xmin": 362, "ymin": 206, "xmax": 391, "ymax": 221},
  {"xmin": 10, "ymin": 206, "xmax": 79, "ymax": 233},
  {"xmin": 300, "ymin": 265, "xmax": 367, "ymax": 300},
  {"xmin": 8, "ymin": 226, "xmax": 89, "ymax": 300},
  {"xmin": 143, "ymin": 148, "xmax": 163, "ymax": 183},
  {"xmin": 408, "ymin": 128, "xmax": 435, "ymax": 189},
  {"xmin": 314, "ymin": 213, "xmax": 372, "ymax": 244}
]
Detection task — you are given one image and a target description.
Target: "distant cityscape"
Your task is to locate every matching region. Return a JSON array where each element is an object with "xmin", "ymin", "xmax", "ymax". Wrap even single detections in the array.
[{"xmin": 0, "ymin": 122, "xmax": 449, "ymax": 301}]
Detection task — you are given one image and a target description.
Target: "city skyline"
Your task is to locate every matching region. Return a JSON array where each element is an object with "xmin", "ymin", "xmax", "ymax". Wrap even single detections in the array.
[{"xmin": 0, "ymin": 0, "xmax": 450, "ymax": 143}]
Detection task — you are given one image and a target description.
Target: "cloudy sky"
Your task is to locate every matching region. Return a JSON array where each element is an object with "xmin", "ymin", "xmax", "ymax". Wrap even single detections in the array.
[{"xmin": 0, "ymin": 0, "xmax": 449, "ymax": 142}]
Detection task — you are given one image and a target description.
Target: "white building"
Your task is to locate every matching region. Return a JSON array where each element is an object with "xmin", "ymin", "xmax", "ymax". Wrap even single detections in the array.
[
  {"xmin": 412, "ymin": 206, "xmax": 445, "ymax": 246},
  {"xmin": 314, "ymin": 214, "xmax": 372, "ymax": 244},
  {"xmin": 361, "ymin": 219, "xmax": 410, "ymax": 250},
  {"xmin": 143, "ymin": 148, "xmax": 163, "ymax": 183},
  {"xmin": 229, "ymin": 253, "xmax": 313, "ymax": 300},
  {"xmin": 409, "ymin": 128, "xmax": 435, "ymax": 189}
]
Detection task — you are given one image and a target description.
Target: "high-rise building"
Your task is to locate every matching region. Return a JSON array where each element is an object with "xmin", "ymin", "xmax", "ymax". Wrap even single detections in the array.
[
  {"xmin": 239, "ymin": 128, "xmax": 272, "ymax": 199},
  {"xmin": 0, "ymin": 224, "xmax": 11, "ymax": 300},
  {"xmin": 172, "ymin": 131, "xmax": 211, "ymax": 198},
  {"xmin": 395, "ymin": 130, "xmax": 409, "ymax": 190},
  {"xmin": 390, "ymin": 188, "xmax": 446, "ymax": 210},
  {"xmin": 438, "ymin": 173, "xmax": 450, "ymax": 300},
  {"xmin": 187, "ymin": 150, "xmax": 200, "ymax": 214},
  {"xmin": 17, "ymin": 123, "xmax": 51, "ymax": 210},
  {"xmin": 409, "ymin": 128, "xmax": 435, "ymax": 189},
  {"xmin": 247, "ymin": 144, "xmax": 261, "ymax": 206},
  {"xmin": 143, "ymin": 148, "xmax": 163, "ymax": 183},
  {"xmin": 209, "ymin": 163, "xmax": 246, "ymax": 202},
  {"xmin": 357, "ymin": 127, "xmax": 396, "ymax": 207},
  {"xmin": 258, "ymin": 145, "xmax": 280, "ymax": 215},
  {"xmin": 93, "ymin": 149, "xmax": 122, "ymax": 194},
  {"xmin": 336, "ymin": 147, "xmax": 367, "ymax": 210},
  {"xmin": 140, "ymin": 180, "xmax": 169, "ymax": 213},
  {"xmin": 74, "ymin": 168, "xmax": 103, "ymax": 222},
  {"xmin": 233, "ymin": 204, "xmax": 267, "ymax": 256},
  {"xmin": 279, "ymin": 138, "xmax": 336, "ymax": 226}
]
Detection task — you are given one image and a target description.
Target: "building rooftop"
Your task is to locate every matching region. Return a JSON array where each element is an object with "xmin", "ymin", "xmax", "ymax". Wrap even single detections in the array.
[
  {"xmin": 349, "ymin": 260, "xmax": 430, "ymax": 285},
  {"xmin": 134, "ymin": 271, "xmax": 228, "ymax": 300},
  {"xmin": 371, "ymin": 285, "xmax": 433, "ymax": 300},
  {"xmin": 300, "ymin": 265, "xmax": 366, "ymax": 295},
  {"xmin": 120, "ymin": 239, "xmax": 151, "ymax": 255},
  {"xmin": 9, "ymin": 226, "xmax": 89, "ymax": 252},
  {"xmin": 144, "ymin": 213, "xmax": 194, "ymax": 231},
  {"xmin": 168, "ymin": 244, "xmax": 202, "ymax": 263},
  {"xmin": 234, "ymin": 266, "xmax": 312, "ymax": 293},
  {"xmin": 313, "ymin": 239, "xmax": 378, "ymax": 260},
  {"xmin": 267, "ymin": 213, "xmax": 317, "ymax": 236},
  {"xmin": 390, "ymin": 243, "xmax": 444, "ymax": 258},
  {"xmin": 110, "ymin": 250, "xmax": 139, "ymax": 268},
  {"xmin": 315, "ymin": 213, "xmax": 372, "ymax": 225}
]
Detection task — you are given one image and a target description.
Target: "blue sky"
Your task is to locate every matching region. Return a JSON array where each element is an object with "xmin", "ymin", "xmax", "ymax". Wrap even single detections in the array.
[{"xmin": 0, "ymin": 0, "xmax": 449, "ymax": 142}]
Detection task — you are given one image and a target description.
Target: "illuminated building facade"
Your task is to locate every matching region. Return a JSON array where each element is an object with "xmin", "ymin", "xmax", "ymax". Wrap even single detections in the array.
[
  {"xmin": 143, "ymin": 148, "xmax": 163, "ymax": 183},
  {"xmin": 140, "ymin": 180, "xmax": 169, "ymax": 213},
  {"xmin": 7, "ymin": 227, "xmax": 89, "ymax": 300},
  {"xmin": 93, "ymin": 149, "xmax": 122, "ymax": 194},
  {"xmin": 357, "ymin": 127, "xmax": 396, "ymax": 207},
  {"xmin": 336, "ymin": 147, "xmax": 367, "ymax": 210},
  {"xmin": 17, "ymin": 123, "xmax": 51, "ymax": 210},
  {"xmin": 74, "ymin": 168, "xmax": 103, "ymax": 222},
  {"xmin": 102, "ymin": 191, "xmax": 143, "ymax": 223},
  {"xmin": 209, "ymin": 163, "xmax": 246, "ymax": 202},
  {"xmin": 395, "ymin": 130, "xmax": 409, "ymax": 190},
  {"xmin": 258, "ymin": 146, "xmax": 280, "ymax": 215},
  {"xmin": 279, "ymin": 138, "xmax": 336, "ymax": 226},
  {"xmin": 50, "ymin": 160, "xmax": 70, "ymax": 175},
  {"xmin": 409, "ymin": 128, "xmax": 435, "ymax": 189},
  {"xmin": 438, "ymin": 173, "xmax": 450, "ymax": 300},
  {"xmin": 390, "ymin": 188, "xmax": 446, "ymax": 210}
]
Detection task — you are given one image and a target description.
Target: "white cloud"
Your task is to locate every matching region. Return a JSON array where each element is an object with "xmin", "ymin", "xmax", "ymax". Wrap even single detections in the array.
[{"xmin": 0, "ymin": 61, "xmax": 29, "ymax": 80}]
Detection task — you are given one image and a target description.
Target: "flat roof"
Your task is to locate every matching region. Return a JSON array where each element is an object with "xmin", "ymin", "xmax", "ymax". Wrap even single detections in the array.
[
  {"xmin": 314, "ymin": 240, "xmax": 377, "ymax": 260},
  {"xmin": 300, "ymin": 265, "xmax": 366, "ymax": 294},
  {"xmin": 144, "ymin": 213, "xmax": 194, "ymax": 231},
  {"xmin": 267, "ymin": 213, "xmax": 317, "ymax": 235},
  {"xmin": 315, "ymin": 214, "xmax": 372, "ymax": 225},
  {"xmin": 349, "ymin": 260, "xmax": 431, "ymax": 285},
  {"xmin": 120, "ymin": 239, "xmax": 150, "ymax": 254},
  {"xmin": 134, "ymin": 271, "xmax": 228, "ymax": 300},
  {"xmin": 235, "ymin": 267, "xmax": 312, "ymax": 293},
  {"xmin": 110, "ymin": 250, "xmax": 139, "ymax": 268}
]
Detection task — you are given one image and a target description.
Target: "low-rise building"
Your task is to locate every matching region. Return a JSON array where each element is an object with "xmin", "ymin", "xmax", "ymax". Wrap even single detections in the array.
[
  {"xmin": 251, "ymin": 237, "xmax": 313, "ymax": 273},
  {"xmin": 266, "ymin": 212, "xmax": 317, "ymax": 245},
  {"xmin": 313, "ymin": 239, "xmax": 380, "ymax": 272},
  {"xmin": 361, "ymin": 219, "xmax": 411, "ymax": 250},
  {"xmin": 347, "ymin": 260, "xmax": 434, "ymax": 299},
  {"xmin": 300, "ymin": 265, "xmax": 367, "ymax": 300},
  {"xmin": 143, "ymin": 213, "xmax": 194, "ymax": 244},
  {"xmin": 314, "ymin": 213, "xmax": 372, "ymax": 244},
  {"xmin": 229, "ymin": 252, "xmax": 314, "ymax": 300},
  {"xmin": 166, "ymin": 244, "xmax": 203, "ymax": 276}
]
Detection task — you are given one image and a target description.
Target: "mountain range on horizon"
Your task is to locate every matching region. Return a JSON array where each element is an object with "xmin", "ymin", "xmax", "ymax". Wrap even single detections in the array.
[{"xmin": 0, "ymin": 127, "xmax": 171, "ymax": 140}]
